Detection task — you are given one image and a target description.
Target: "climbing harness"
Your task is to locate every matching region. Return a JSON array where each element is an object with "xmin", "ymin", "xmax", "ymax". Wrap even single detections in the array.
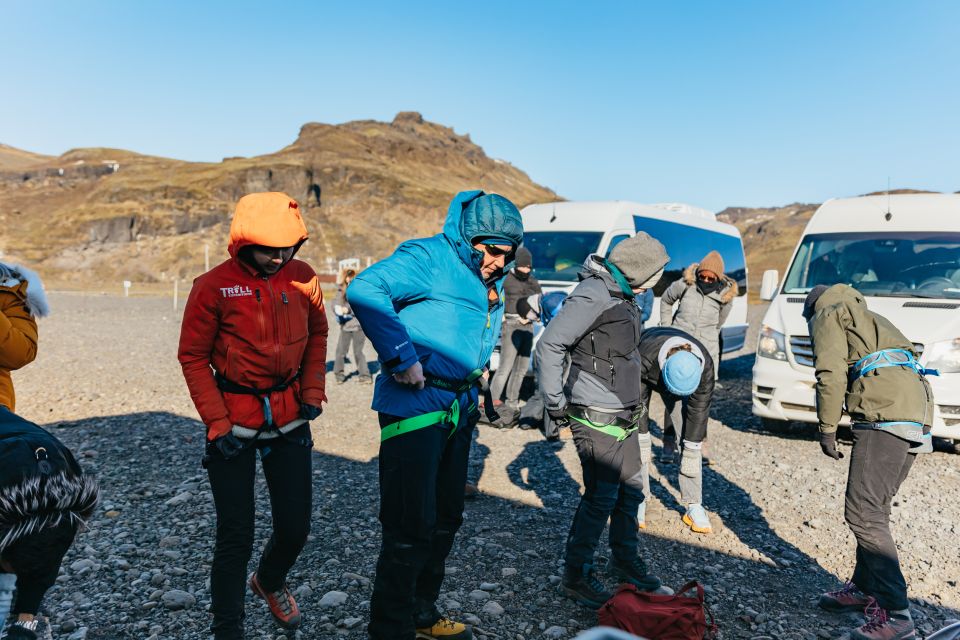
[{"xmin": 379, "ymin": 369, "xmax": 484, "ymax": 443}]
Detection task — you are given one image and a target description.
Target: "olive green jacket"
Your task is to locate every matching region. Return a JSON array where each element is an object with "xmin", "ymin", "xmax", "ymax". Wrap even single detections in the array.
[{"xmin": 809, "ymin": 284, "xmax": 934, "ymax": 434}]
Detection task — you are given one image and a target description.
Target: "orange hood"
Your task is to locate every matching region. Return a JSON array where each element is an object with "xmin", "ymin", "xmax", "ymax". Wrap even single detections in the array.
[{"xmin": 228, "ymin": 192, "xmax": 309, "ymax": 258}]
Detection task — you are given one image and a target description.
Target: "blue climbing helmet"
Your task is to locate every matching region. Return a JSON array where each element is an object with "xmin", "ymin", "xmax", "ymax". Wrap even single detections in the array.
[
  {"xmin": 663, "ymin": 350, "xmax": 704, "ymax": 396},
  {"xmin": 540, "ymin": 291, "xmax": 567, "ymax": 325}
]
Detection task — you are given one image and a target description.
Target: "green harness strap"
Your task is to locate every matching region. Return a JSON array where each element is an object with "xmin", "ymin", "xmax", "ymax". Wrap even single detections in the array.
[
  {"xmin": 568, "ymin": 414, "xmax": 639, "ymax": 442},
  {"xmin": 379, "ymin": 369, "xmax": 483, "ymax": 443}
]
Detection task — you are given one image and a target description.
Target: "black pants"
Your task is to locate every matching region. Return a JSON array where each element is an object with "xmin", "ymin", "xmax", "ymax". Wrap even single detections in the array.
[
  {"xmin": 845, "ymin": 428, "xmax": 915, "ymax": 611},
  {"xmin": 369, "ymin": 414, "xmax": 475, "ymax": 640},
  {"xmin": 566, "ymin": 415, "xmax": 645, "ymax": 570},
  {"xmin": 334, "ymin": 329, "xmax": 369, "ymax": 377},
  {"xmin": 205, "ymin": 425, "xmax": 314, "ymax": 639}
]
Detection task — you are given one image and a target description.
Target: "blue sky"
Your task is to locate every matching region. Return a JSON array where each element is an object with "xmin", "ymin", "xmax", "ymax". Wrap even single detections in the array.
[{"xmin": 2, "ymin": 1, "xmax": 958, "ymax": 210}]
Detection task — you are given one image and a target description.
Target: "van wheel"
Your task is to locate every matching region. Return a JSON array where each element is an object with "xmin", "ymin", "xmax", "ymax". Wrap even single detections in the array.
[
  {"xmin": 933, "ymin": 437, "xmax": 960, "ymax": 455},
  {"xmin": 760, "ymin": 417, "xmax": 790, "ymax": 433}
]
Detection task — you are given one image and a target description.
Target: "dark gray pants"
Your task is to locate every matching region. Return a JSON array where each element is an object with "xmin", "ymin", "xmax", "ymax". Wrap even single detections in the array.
[
  {"xmin": 846, "ymin": 428, "xmax": 915, "ymax": 611},
  {"xmin": 333, "ymin": 329, "xmax": 369, "ymax": 377},
  {"xmin": 565, "ymin": 416, "xmax": 645, "ymax": 569},
  {"xmin": 490, "ymin": 320, "xmax": 533, "ymax": 407}
]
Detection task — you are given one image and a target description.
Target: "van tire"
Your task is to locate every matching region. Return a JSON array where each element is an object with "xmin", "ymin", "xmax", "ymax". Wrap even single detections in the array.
[{"xmin": 933, "ymin": 437, "xmax": 960, "ymax": 455}]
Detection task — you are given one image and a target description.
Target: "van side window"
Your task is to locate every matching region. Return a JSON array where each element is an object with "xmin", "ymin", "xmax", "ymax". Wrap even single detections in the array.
[
  {"xmin": 605, "ymin": 234, "xmax": 630, "ymax": 258},
  {"xmin": 631, "ymin": 217, "xmax": 747, "ymax": 297}
]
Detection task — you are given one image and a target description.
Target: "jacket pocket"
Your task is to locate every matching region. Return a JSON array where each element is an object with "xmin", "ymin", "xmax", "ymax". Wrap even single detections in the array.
[{"xmin": 281, "ymin": 288, "xmax": 309, "ymax": 345}]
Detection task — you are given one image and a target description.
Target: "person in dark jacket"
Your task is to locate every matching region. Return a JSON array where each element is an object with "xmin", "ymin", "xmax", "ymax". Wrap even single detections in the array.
[
  {"xmin": 536, "ymin": 232, "xmax": 668, "ymax": 609},
  {"xmin": 333, "ymin": 268, "xmax": 372, "ymax": 384},
  {"xmin": 516, "ymin": 291, "xmax": 567, "ymax": 439},
  {"xmin": 489, "ymin": 247, "xmax": 542, "ymax": 426},
  {"xmin": 806, "ymin": 284, "xmax": 934, "ymax": 640},
  {"xmin": 0, "ymin": 408, "xmax": 99, "ymax": 640},
  {"xmin": 635, "ymin": 327, "xmax": 714, "ymax": 534},
  {"xmin": 348, "ymin": 190, "xmax": 523, "ymax": 640}
]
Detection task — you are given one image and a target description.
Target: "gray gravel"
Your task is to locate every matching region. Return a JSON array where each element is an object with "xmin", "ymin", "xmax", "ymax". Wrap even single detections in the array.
[{"xmin": 11, "ymin": 293, "xmax": 960, "ymax": 639}]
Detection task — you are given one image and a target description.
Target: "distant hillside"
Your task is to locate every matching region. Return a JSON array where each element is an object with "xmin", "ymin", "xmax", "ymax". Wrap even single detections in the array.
[
  {"xmin": 0, "ymin": 112, "xmax": 557, "ymax": 285},
  {"xmin": 0, "ymin": 144, "xmax": 51, "ymax": 171}
]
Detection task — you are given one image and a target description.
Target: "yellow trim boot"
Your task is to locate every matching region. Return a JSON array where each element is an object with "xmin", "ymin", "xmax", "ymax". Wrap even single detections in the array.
[{"xmin": 415, "ymin": 617, "xmax": 474, "ymax": 640}]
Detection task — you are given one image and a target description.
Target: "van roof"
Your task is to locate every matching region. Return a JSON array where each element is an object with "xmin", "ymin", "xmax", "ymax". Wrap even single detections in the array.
[
  {"xmin": 521, "ymin": 200, "xmax": 741, "ymax": 237},
  {"xmin": 808, "ymin": 193, "xmax": 960, "ymax": 234}
]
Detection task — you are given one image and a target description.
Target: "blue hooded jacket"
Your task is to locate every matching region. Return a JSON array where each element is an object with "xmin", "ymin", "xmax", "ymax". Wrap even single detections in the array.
[{"xmin": 347, "ymin": 190, "xmax": 524, "ymax": 421}]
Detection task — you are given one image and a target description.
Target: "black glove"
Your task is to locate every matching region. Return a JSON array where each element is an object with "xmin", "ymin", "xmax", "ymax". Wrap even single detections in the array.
[
  {"xmin": 547, "ymin": 407, "xmax": 569, "ymax": 427},
  {"xmin": 819, "ymin": 432, "xmax": 844, "ymax": 460},
  {"xmin": 301, "ymin": 403, "xmax": 323, "ymax": 421}
]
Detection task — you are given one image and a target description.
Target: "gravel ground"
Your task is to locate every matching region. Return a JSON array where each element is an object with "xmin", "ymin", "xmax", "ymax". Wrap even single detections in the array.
[{"xmin": 11, "ymin": 293, "xmax": 960, "ymax": 640}]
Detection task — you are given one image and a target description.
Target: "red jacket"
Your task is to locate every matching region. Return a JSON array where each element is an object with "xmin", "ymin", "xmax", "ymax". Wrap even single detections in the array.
[{"xmin": 178, "ymin": 257, "xmax": 328, "ymax": 440}]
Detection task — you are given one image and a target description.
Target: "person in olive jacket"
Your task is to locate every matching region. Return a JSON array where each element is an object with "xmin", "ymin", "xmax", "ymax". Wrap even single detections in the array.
[{"xmin": 806, "ymin": 284, "xmax": 935, "ymax": 640}]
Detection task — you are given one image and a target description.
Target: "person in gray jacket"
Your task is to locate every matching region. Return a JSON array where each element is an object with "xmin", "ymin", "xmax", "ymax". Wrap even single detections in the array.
[
  {"xmin": 536, "ymin": 232, "xmax": 668, "ymax": 609},
  {"xmin": 333, "ymin": 268, "xmax": 371, "ymax": 384},
  {"xmin": 658, "ymin": 250, "xmax": 736, "ymax": 462}
]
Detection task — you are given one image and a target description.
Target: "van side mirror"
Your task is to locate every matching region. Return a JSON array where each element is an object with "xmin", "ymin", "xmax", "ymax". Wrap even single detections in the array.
[{"xmin": 760, "ymin": 270, "xmax": 779, "ymax": 301}]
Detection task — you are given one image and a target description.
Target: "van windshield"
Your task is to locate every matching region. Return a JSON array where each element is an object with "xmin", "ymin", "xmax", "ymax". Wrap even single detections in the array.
[
  {"xmin": 523, "ymin": 231, "xmax": 603, "ymax": 282},
  {"xmin": 783, "ymin": 232, "xmax": 960, "ymax": 299}
]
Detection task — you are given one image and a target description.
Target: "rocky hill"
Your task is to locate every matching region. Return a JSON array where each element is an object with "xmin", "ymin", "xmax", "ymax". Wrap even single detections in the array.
[{"xmin": 0, "ymin": 112, "xmax": 557, "ymax": 285}]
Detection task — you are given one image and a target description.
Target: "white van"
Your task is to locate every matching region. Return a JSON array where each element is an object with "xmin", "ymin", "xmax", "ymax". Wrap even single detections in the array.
[
  {"xmin": 752, "ymin": 193, "xmax": 960, "ymax": 442},
  {"xmin": 520, "ymin": 200, "xmax": 749, "ymax": 352}
]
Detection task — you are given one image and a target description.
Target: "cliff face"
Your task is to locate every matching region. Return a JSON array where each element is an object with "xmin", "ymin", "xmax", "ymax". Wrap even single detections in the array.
[{"xmin": 0, "ymin": 113, "xmax": 557, "ymax": 284}]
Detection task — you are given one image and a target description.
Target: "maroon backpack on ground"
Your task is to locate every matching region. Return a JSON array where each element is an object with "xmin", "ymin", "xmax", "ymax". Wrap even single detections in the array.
[{"xmin": 597, "ymin": 581, "xmax": 718, "ymax": 640}]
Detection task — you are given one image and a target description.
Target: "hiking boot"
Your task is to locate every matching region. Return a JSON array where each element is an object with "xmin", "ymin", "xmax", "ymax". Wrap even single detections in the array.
[
  {"xmin": 562, "ymin": 563, "xmax": 613, "ymax": 609},
  {"xmin": 851, "ymin": 602, "xmax": 916, "ymax": 640},
  {"xmin": 415, "ymin": 617, "xmax": 473, "ymax": 639},
  {"xmin": 335, "ymin": 373, "xmax": 346, "ymax": 384},
  {"xmin": 682, "ymin": 504, "xmax": 713, "ymax": 534},
  {"xmin": 5, "ymin": 622, "xmax": 38, "ymax": 640},
  {"xmin": 464, "ymin": 482, "xmax": 480, "ymax": 500},
  {"xmin": 249, "ymin": 572, "xmax": 302, "ymax": 629},
  {"xmin": 607, "ymin": 555, "xmax": 662, "ymax": 592},
  {"xmin": 819, "ymin": 581, "xmax": 873, "ymax": 613},
  {"xmin": 358, "ymin": 375, "xmax": 372, "ymax": 384},
  {"xmin": 659, "ymin": 440, "xmax": 678, "ymax": 464}
]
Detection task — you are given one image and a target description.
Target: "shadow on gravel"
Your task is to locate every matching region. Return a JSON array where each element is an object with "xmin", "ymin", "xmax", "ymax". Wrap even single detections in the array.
[{"xmin": 37, "ymin": 411, "xmax": 959, "ymax": 640}]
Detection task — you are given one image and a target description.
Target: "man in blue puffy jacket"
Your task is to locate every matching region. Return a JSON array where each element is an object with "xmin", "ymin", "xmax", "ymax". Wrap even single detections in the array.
[{"xmin": 348, "ymin": 191, "xmax": 523, "ymax": 640}]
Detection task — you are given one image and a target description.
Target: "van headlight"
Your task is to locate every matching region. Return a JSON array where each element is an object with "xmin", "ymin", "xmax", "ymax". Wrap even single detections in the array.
[
  {"xmin": 758, "ymin": 325, "xmax": 788, "ymax": 361},
  {"xmin": 924, "ymin": 338, "xmax": 960, "ymax": 374}
]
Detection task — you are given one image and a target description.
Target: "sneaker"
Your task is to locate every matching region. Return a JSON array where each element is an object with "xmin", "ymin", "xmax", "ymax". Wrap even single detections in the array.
[
  {"xmin": 607, "ymin": 555, "xmax": 662, "ymax": 591},
  {"xmin": 682, "ymin": 504, "xmax": 713, "ymax": 534},
  {"xmin": 562, "ymin": 562, "xmax": 614, "ymax": 609},
  {"xmin": 819, "ymin": 581, "xmax": 873, "ymax": 613},
  {"xmin": 358, "ymin": 375, "xmax": 372, "ymax": 384},
  {"xmin": 335, "ymin": 373, "xmax": 346, "ymax": 384},
  {"xmin": 249, "ymin": 572, "xmax": 302, "ymax": 629},
  {"xmin": 416, "ymin": 617, "xmax": 473, "ymax": 639},
  {"xmin": 851, "ymin": 602, "xmax": 916, "ymax": 640}
]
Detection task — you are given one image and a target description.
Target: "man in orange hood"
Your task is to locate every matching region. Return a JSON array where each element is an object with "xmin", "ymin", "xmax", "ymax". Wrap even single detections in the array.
[{"xmin": 178, "ymin": 192, "xmax": 328, "ymax": 639}]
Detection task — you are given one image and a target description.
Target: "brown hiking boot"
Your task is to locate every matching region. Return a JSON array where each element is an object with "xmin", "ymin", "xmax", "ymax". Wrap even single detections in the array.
[
  {"xmin": 249, "ymin": 572, "xmax": 302, "ymax": 629},
  {"xmin": 850, "ymin": 602, "xmax": 916, "ymax": 640},
  {"xmin": 819, "ymin": 581, "xmax": 873, "ymax": 613}
]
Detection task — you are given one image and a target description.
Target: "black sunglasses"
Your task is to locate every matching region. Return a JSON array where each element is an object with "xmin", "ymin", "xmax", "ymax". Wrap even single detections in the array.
[{"xmin": 482, "ymin": 244, "xmax": 514, "ymax": 258}]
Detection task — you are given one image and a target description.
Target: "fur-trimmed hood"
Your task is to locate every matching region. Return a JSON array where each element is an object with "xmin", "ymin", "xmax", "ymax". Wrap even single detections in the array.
[
  {"xmin": 0, "ymin": 470, "xmax": 99, "ymax": 552},
  {"xmin": 0, "ymin": 409, "xmax": 98, "ymax": 552},
  {"xmin": 0, "ymin": 262, "xmax": 50, "ymax": 318},
  {"xmin": 682, "ymin": 263, "xmax": 738, "ymax": 304}
]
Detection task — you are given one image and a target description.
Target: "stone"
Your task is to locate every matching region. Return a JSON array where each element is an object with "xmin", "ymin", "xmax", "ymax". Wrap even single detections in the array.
[
  {"xmin": 543, "ymin": 626, "xmax": 567, "ymax": 639},
  {"xmin": 502, "ymin": 567, "xmax": 518, "ymax": 577},
  {"xmin": 482, "ymin": 600, "xmax": 504, "ymax": 617},
  {"xmin": 319, "ymin": 590, "xmax": 348, "ymax": 608},
  {"xmin": 161, "ymin": 589, "xmax": 196, "ymax": 611},
  {"xmin": 468, "ymin": 589, "xmax": 491, "ymax": 602}
]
